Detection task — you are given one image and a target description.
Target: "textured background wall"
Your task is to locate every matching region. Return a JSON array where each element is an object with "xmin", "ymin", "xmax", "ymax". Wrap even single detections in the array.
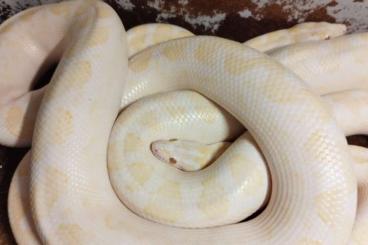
[
  {"xmin": 0, "ymin": 1, "xmax": 368, "ymax": 244},
  {"xmin": 2, "ymin": 0, "xmax": 368, "ymax": 41}
]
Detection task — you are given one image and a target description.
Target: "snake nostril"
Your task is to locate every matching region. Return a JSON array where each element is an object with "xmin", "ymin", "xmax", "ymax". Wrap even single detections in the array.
[
  {"xmin": 169, "ymin": 157, "xmax": 177, "ymax": 164},
  {"xmin": 31, "ymin": 62, "xmax": 58, "ymax": 91}
]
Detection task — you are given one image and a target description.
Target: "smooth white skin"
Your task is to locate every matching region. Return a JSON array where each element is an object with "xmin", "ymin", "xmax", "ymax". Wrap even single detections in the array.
[
  {"xmin": 269, "ymin": 33, "xmax": 368, "ymax": 95},
  {"xmin": 0, "ymin": 1, "xmax": 361, "ymax": 244},
  {"xmin": 127, "ymin": 23, "xmax": 194, "ymax": 57},
  {"xmin": 244, "ymin": 22, "xmax": 347, "ymax": 52}
]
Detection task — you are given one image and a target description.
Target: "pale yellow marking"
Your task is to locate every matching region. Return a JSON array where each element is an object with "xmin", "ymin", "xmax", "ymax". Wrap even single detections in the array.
[
  {"xmin": 298, "ymin": 238, "xmax": 322, "ymax": 245},
  {"xmin": 127, "ymin": 28, "xmax": 146, "ymax": 55},
  {"xmin": 140, "ymin": 113, "xmax": 159, "ymax": 129},
  {"xmin": 64, "ymin": 19, "xmax": 91, "ymax": 58},
  {"xmin": 194, "ymin": 42, "xmax": 217, "ymax": 65},
  {"xmin": 228, "ymin": 154, "xmax": 248, "ymax": 182},
  {"xmin": 315, "ymin": 189, "xmax": 342, "ymax": 226},
  {"xmin": 50, "ymin": 3, "xmax": 70, "ymax": 16},
  {"xmin": 128, "ymin": 162, "xmax": 154, "ymax": 186},
  {"xmin": 224, "ymin": 54, "xmax": 260, "ymax": 76},
  {"xmin": 228, "ymin": 153, "xmax": 263, "ymax": 191},
  {"xmin": 57, "ymin": 224, "xmax": 83, "ymax": 242},
  {"xmin": 129, "ymin": 49, "xmax": 153, "ymax": 72},
  {"xmin": 144, "ymin": 180, "xmax": 182, "ymax": 223},
  {"xmin": 304, "ymin": 130, "xmax": 327, "ymax": 154},
  {"xmin": 52, "ymin": 60, "xmax": 91, "ymax": 90},
  {"xmin": 157, "ymin": 180, "xmax": 181, "ymax": 199},
  {"xmin": 167, "ymin": 106, "xmax": 188, "ymax": 119},
  {"xmin": 162, "ymin": 44, "xmax": 185, "ymax": 61},
  {"xmin": 5, "ymin": 106, "xmax": 23, "ymax": 136},
  {"xmin": 193, "ymin": 146, "xmax": 213, "ymax": 168},
  {"xmin": 263, "ymin": 83, "xmax": 299, "ymax": 104},
  {"xmin": 152, "ymin": 25, "xmax": 173, "ymax": 44},
  {"xmin": 104, "ymin": 215, "xmax": 117, "ymax": 230},
  {"xmin": 124, "ymin": 133, "xmax": 143, "ymax": 152},
  {"xmin": 42, "ymin": 164, "xmax": 69, "ymax": 211},
  {"xmin": 198, "ymin": 175, "xmax": 229, "ymax": 218},
  {"xmin": 98, "ymin": 5, "xmax": 112, "ymax": 18},
  {"xmin": 305, "ymin": 98, "xmax": 332, "ymax": 123},
  {"xmin": 19, "ymin": 8, "xmax": 39, "ymax": 22},
  {"xmin": 87, "ymin": 27, "xmax": 109, "ymax": 47},
  {"xmin": 52, "ymin": 109, "xmax": 73, "ymax": 145},
  {"xmin": 104, "ymin": 214, "xmax": 126, "ymax": 231}
]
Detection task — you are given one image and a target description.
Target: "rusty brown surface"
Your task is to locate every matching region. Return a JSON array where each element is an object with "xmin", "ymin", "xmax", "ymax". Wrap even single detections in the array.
[
  {"xmin": 106, "ymin": 0, "xmax": 330, "ymax": 42},
  {"xmin": 106, "ymin": 0, "xmax": 368, "ymax": 42}
]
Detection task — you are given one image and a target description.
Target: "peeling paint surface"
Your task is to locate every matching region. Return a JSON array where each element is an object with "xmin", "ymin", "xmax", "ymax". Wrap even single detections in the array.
[{"xmin": 2, "ymin": 0, "xmax": 368, "ymax": 40}]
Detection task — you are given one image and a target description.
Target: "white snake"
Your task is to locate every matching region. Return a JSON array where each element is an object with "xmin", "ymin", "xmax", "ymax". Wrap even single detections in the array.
[{"xmin": 1, "ymin": 0, "xmax": 367, "ymax": 244}]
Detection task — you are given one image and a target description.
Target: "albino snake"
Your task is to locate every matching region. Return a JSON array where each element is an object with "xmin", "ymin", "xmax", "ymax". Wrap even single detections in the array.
[{"xmin": 0, "ymin": 0, "xmax": 367, "ymax": 244}]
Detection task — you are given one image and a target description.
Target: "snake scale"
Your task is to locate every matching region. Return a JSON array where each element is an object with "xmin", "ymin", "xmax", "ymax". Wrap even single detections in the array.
[{"xmin": 0, "ymin": 0, "xmax": 367, "ymax": 244}]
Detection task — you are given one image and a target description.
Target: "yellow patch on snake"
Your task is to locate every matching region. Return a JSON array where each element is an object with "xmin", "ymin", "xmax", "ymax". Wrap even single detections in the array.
[
  {"xmin": 49, "ymin": 3, "xmax": 70, "ymax": 16},
  {"xmin": 19, "ymin": 8, "xmax": 38, "ymax": 22},
  {"xmin": 104, "ymin": 214, "xmax": 128, "ymax": 231},
  {"xmin": 5, "ymin": 106, "xmax": 23, "ymax": 136},
  {"xmin": 97, "ymin": 5, "xmax": 112, "ymax": 18},
  {"xmin": 262, "ymin": 71, "xmax": 305, "ymax": 104},
  {"xmin": 129, "ymin": 49, "xmax": 153, "ymax": 72},
  {"xmin": 315, "ymin": 189, "xmax": 343, "ymax": 226},
  {"xmin": 124, "ymin": 133, "xmax": 143, "ymax": 152},
  {"xmin": 194, "ymin": 42, "xmax": 217, "ymax": 65},
  {"xmin": 224, "ymin": 54, "xmax": 265, "ymax": 76},
  {"xmin": 104, "ymin": 215, "xmax": 118, "ymax": 230},
  {"xmin": 228, "ymin": 153, "xmax": 264, "ymax": 194},
  {"xmin": 198, "ymin": 176, "xmax": 229, "ymax": 218},
  {"xmin": 162, "ymin": 44, "xmax": 185, "ymax": 61},
  {"xmin": 152, "ymin": 25, "xmax": 172, "ymax": 44},
  {"xmin": 87, "ymin": 27, "xmax": 109, "ymax": 47},
  {"xmin": 140, "ymin": 113, "xmax": 159, "ymax": 130},
  {"xmin": 193, "ymin": 147, "xmax": 212, "ymax": 167},
  {"xmin": 202, "ymin": 109, "xmax": 217, "ymax": 124},
  {"xmin": 304, "ymin": 130, "xmax": 327, "ymax": 155},
  {"xmin": 52, "ymin": 109, "xmax": 73, "ymax": 144},
  {"xmin": 57, "ymin": 224, "xmax": 83, "ymax": 242},
  {"xmin": 127, "ymin": 162, "xmax": 154, "ymax": 186},
  {"xmin": 43, "ymin": 164, "xmax": 69, "ymax": 210},
  {"xmin": 144, "ymin": 180, "xmax": 182, "ymax": 223},
  {"xmin": 64, "ymin": 60, "xmax": 92, "ymax": 89},
  {"xmin": 305, "ymin": 98, "xmax": 332, "ymax": 123},
  {"xmin": 127, "ymin": 32, "xmax": 146, "ymax": 54},
  {"xmin": 298, "ymin": 238, "xmax": 322, "ymax": 245},
  {"xmin": 167, "ymin": 106, "xmax": 188, "ymax": 119}
]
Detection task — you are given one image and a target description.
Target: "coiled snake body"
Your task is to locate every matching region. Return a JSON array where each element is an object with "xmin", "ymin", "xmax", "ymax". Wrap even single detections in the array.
[{"xmin": 0, "ymin": 0, "xmax": 367, "ymax": 244}]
